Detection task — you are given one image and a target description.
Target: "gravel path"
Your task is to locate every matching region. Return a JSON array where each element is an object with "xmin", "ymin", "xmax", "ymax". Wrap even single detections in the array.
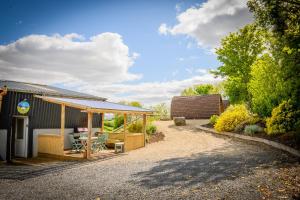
[{"xmin": 0, "ymin": 120, "xmax": 299, "ymax": 200}]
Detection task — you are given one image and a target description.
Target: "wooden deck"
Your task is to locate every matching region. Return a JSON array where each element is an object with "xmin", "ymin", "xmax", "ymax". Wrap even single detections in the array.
[
  {"xmin": 63, "ymin": 149, "xmax": 116, "ymax": 160},
  {"xmin": 37, "ymin": 149, "xmax": 117, "ymax": 161}
]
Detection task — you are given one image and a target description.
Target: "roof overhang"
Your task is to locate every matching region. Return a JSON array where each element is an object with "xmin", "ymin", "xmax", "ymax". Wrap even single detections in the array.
[{"xmin": 35, "ymin": 95, "xmax": 153, "ymax": 115}]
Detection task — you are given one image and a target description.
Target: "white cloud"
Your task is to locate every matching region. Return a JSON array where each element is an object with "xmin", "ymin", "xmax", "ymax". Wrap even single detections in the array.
[
  {"xmin": 0, "ymin": 33, "xmax": 222, "ymax": 106},
  {"xmin": 78, "ymin": 70, "xmax": 222, "ymax": 106},
  {"xmin": 159, "ymin": 0, "xmax": 253, "ymax": 48},
  {"xmin": 158, "ymin": 23, "xmax": 169, "ymax": 35},
  {"xmin": 0, "ymin": 33, "xmax": 141, "ymax": 85}
]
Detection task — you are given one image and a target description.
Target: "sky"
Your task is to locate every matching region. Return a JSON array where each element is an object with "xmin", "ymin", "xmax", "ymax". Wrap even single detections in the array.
[{"xmin": 0, "ymin": 0, "xmax": 253, "ymax": 106}]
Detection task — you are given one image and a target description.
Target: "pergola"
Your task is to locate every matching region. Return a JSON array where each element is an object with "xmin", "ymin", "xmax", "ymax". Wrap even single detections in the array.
[{"xmin": 35, "ymin": 95, "xmax": 153, "ymax": 158}]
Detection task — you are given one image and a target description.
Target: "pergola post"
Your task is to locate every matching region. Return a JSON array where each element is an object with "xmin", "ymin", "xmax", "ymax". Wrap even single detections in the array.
[
  {"xmin": 60, "ymin": 104, "xmax": 65, "ymax": 154},
  {"xmin": 123, "ymin": 113, "xmax": 127, "ymax": 151},
  {"xmin": 142, "ymin": 114, "xmax": 147, "ymax": 146},
  {"xmin": 100, "ymin": 113, "xmax": 104, "ymax": 133},
  {"xmin": 86, "ymin": 112, "xmax": 93, "ymax": 159}
]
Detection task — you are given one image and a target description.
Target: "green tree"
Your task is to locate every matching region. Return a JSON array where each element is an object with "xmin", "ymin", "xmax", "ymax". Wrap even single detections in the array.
[
  {"xmin": 151, "ymin": 103, "xmax": 170, "ymax": 120},
  {"xmin": 212, "ymin": 24, "xmax": 266, "ymax": 104},
  {"xmin": 248, "ymin": 0, "xmax": 300, "ymax": 107},
  {"xmin": 194, "ymin": 84, "xmax": 214, "ymax": 95},
  {"xmin": 181, "ymin": 87, "xmax": 196, "ymax": 96},
  {"xmin": 249, "ymin": 54, "xmax": 287, "ymax": 117},
  {"xmin": 181, "ymin": 84, "xmax": 218, "ymax": 96},
  {"xmin": 128, "ymin": 101, "xmax": 142, "ymax": 108}
]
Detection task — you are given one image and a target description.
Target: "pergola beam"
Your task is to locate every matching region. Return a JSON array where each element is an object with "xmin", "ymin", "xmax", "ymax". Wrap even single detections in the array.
[
  {"xmin": 123, "ymin": 113, "xmax": 127, "ymax": 151},
  {"xmin": 143, "ymin": 114, "xmax": 146, "ymax": 146},
  {"xmin": 86, "ymin": 112, "xmax": 93, "ymax": 159},
  {"xmin": 61, "ymin": 104, "xmax": 65, "ymax": 154},
  {"xmin": 100, "ymin": 112, "xmax": 104, "ymax": 133}
]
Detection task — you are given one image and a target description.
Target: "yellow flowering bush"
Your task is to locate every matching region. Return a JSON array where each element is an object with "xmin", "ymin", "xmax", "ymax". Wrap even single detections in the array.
[
  {"xmin": 266, "ymin": 100, "xmax": 300, "ymax": 135},
  {"xmin": 214, "ymin": 104, "xmax": 252, "ymax": 132}
]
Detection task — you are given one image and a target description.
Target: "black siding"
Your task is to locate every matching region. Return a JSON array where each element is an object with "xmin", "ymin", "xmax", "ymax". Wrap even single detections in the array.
[{"xmin": 0, "ymin": 91, "xmax": 102, "ymax": 159}]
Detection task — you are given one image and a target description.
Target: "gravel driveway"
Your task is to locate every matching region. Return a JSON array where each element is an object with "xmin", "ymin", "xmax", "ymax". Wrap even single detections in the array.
[{"xmin": 0, "ymin": 120, "xmax": 299, "ymax": 200}]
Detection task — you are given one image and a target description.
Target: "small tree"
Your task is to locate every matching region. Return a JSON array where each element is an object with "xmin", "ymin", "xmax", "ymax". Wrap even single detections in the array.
[
  {"xmin": 181, "ymin": 84, "xmax": 219, "ymax": 96},
  {"xmin": 151, "ymin": 103, "xmax": 170, "ymax": 120}
]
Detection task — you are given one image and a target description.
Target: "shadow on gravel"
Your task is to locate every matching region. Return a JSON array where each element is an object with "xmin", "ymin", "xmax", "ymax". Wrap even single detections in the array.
[{"xmin": 132, "ymin": 145, "xmax": 298, "ymax": 189}]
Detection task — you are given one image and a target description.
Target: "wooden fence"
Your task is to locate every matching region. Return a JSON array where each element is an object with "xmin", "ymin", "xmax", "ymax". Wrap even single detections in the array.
[
  {"xmin": 125, "ymin": 133, "xmax": 145, "ymax": 151},
  {"xmin": 108, "ymin": 132, "xmax": 145, "ymax": 152},
  {"xmin": 38, "ymin": 134, "xmax": 63, "ymax": 156}
]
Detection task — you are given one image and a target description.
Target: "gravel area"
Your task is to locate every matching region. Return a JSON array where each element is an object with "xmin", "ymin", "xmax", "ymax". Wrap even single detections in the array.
[{"xmin": 0, "ymin": 120, "xmax": 299, "ymax": 200}]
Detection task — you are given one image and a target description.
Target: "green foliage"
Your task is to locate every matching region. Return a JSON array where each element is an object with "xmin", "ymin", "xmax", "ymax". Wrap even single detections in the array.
[
  {"xmin": 214, "ymin": 104, "xmax": 252, "ymax": 132},
  {"xmin": 249, "ymin": 54, "xmax": 287, "ymax": 117},
  {"xmin": 266, "ymin": 100, "xmax": 300, "ymax": 135},
  {"xmin": 104, "ymin": 126, "xmax": 114, "ymax": 132},
  {"xmin": 194, "ymin": 84, "xmax": 214, "ymax": 95},
  {"xmin": 181, "ymin": 84, "xmax": 218, "ymax": 96},
  {"xmin": 151, "ymin": 103, "xmax": 170, "ymax": 120},
  {"xmin": 212, "ymin": 24, "xmax": 266, "ymax": 104},
  {"xmin": 119, "ymin": 101, "xmax": 143, "ymax": 108},
  {"xmin": 127, "ymin": 120, "xmax": 157, "ymax": 135},
  {"xmin": 234, "ymin": 115, "xmax": 261, "ymax": 133},
  {"xmin": 209, "ymin": 115, "xmax": 219, "ymax": 125},
  {"xmin": 248, "ymin": 0, "xmax": 300, "ymax": 110},
  {"xmin": 104, "ymin": 120, "xmax": 114, "ymax": 127},
  {"xmin": 127, "ymin": 121, "xmax": 143, "ymax": 133},
  {"xmin": 113, "ymin": 101, "xmax": 143, "ymax": 129},
  {"xmin": 146, "ymin": 124, "xmax": 157, "ymax": 135},
  {"xmin": 247, "ymin": 0, "xmax": 300, "ymax": 40},
  {"xmin": 181, "ymin": 87, "xmax": 197, "ymax": 96},
  {"xmin": 244, "ymin": 125, "xmax": 263, "ymax": 135},
  {"xmin": 128, "ymin": 101, "xmax": 142, "ymax": 108},
  {"xmin": 114, "ymin": 114, "xmax": 124, "ymax": 129}
]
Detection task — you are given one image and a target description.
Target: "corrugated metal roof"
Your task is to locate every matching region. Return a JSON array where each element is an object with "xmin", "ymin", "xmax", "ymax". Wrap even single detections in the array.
[
  {"xmin": 0, "ymin": 80, "xmax": 106, "ymax": 101},
  {"xmin": 37, "ymin": 96, "xmax": 152, "ymax": 114}
]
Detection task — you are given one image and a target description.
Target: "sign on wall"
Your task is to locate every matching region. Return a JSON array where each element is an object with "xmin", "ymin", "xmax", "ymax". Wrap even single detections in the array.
[{"xmin": 17, "ymin": 99, "xmax": 30, "ymax": 114}]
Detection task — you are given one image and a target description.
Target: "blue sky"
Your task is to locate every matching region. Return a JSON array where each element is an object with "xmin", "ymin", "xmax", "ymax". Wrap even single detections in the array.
[{"xmin": 0, "ymin": 0, "xmax": 252, "ymax": 105}]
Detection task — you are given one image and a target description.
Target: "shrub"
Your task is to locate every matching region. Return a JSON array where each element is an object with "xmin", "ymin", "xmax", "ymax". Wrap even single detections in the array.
[
  {"xmin": 266, "ymin": 100, "xmax": 300, "ymax": 135},
  {"xmin": 214, "ymin": 104, "xmax": 252, "ymax": 132},
  {"xmin": 244, "ymin": 125, "xmax": 263, "ymax": 135},
  {"xmin": 114, "ymin": 114, "xmax": 124, "ymax": 129},
  {"xmin": 104, "ymin": 120, "xmax": 114, "ymax": 127},
  {"xmin": 127, "ymin": 121, "xmax": 143, "ymax": 133},
  {"xmin": 209, "ymin": 115, "xmax": 219, "ymax": 125},
  {"xmin": 146, "ymin": 124, "xmax": 157, "ymax": 135}
]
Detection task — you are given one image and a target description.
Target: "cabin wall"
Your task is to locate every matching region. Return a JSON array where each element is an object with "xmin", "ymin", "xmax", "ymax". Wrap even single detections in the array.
[
  {"xmin": 0, "ymin": 91, "xmax": 103, "ymax": 160},
  {"xmin": 170, "ymin": 95, "xmax": 222, "ymax": 119}
]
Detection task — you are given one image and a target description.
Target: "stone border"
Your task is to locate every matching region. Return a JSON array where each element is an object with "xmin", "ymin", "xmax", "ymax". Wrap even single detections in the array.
[{"xmin": 196, "ymin": 125, "xmax": 300, "ymax": 158}]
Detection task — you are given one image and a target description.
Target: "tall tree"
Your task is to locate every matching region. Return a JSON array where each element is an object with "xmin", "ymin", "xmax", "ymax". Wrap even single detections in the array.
[
  {"xmin": 249, "ymin": 54, "xmax": 288, "ymax": 117},
  {"xmin": 248, "ymin": 0, "xmax": 300, "ymax": 107},
  {"xmin": 212, "ymin": 24, "xmax": 266, "ymax": 104}
]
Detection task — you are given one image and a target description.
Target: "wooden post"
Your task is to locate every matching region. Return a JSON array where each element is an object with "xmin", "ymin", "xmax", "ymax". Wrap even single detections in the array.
[
  {"xmin": 100, "ymin": 113, "xmax": 104, "ymax": 133},
  {"xmin": 61, "ymin": 104, "xmax": 65, "ymax": 154},
  {"xmin": 123, "ymin": 113, "xmax": 127, "ymax": 151},
  {"xmin": 143, "ymin": 114, "xmax": 147, "ymax": 146},
  {"xmin": 86, "ymin": 112, "xmax": 93, "ymax": 159}
]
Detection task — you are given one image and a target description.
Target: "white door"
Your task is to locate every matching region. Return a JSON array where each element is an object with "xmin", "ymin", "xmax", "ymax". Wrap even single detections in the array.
[{"xmin": 14, "ymin": 117, "xmax": 28, "ymax": 158}]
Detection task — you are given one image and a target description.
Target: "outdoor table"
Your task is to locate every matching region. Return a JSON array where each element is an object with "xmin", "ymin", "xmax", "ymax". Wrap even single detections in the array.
[{"xmin": 79, "ymin": 136, "xmax": 98, "ymax": 148}]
